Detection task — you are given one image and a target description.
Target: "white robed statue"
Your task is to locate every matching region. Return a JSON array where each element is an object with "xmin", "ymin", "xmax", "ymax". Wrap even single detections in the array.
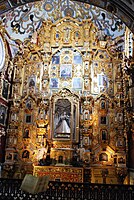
[
  {"xmin": 37, "ymin": 147, "xmax": 48, "ymax": 161},
  {"xmin": 55, "ymin": 112, "xmax": 70, "ymax": 133}
]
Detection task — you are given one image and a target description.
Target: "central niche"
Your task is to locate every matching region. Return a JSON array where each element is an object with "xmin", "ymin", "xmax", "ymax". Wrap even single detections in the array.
[
  {"xmin": 54, "ymin": 99, "xmax": 71, "ymax": 138},
  {"xmin": 51, "ymin": 88, "xmax": 79, "ymax": 142}
]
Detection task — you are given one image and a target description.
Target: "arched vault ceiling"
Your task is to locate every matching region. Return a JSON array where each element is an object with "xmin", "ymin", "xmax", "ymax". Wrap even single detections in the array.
[
  {"xmin": 0, "ymin": 0, "xmax": 125, "ymax": 41},
  {"xmin": 0, "ymin": 0, "xmax": 134, "ymax": 32}
]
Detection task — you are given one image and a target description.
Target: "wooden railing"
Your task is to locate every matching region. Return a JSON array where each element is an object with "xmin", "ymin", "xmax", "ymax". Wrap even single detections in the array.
[{"xmin": 0, "ymin": 178, "xmax": 134, "ymax": 200}]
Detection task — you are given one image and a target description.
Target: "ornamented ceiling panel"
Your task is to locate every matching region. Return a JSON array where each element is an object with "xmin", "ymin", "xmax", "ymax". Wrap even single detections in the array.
[
  {"xmin": 0, "ymin": 0, "xmax": 134, "ymax": 32},
  {"xmin": 0, "ymin": 0, "xmax": 125, "ymax": 41}
]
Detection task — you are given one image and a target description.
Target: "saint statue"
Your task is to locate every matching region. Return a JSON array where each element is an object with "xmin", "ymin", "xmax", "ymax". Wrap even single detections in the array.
[
  {"xmin": 63, "ymin": 27, "xmax": 71, "ymax": 43},
  {"xmin": 37, "ymin": 146, "xmax": 48, "ymax": 161},
  {"xmin": 55, "ymin": 112, "xmax": 70, "ymax": 133}
]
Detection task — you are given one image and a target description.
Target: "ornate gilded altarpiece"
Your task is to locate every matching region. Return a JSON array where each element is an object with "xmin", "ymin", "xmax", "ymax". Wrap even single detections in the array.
[{"xmin": 3, "ymin": 7, "xmax": 130, "ymax": 183}]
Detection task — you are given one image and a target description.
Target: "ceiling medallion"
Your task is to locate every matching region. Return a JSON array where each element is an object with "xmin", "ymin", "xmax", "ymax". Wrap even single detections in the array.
[
  {"xmin": 43, "ymin": 2, "xmax": 53, "ymax": 12},
  {"xmin": 83, "ymin": 3, "xmax": 91, "ymax": 10},
  {"xmin": 64, "ymin": 8, "xmax": 74, "ymax": 17}
]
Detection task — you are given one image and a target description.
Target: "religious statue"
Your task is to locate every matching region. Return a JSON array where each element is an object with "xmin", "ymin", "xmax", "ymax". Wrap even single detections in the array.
[
  {"xmin": 55, "ymin": 112, "xmax": 70, "ymax": 134},
  {"xmin": 37, "ymin": 146, "xmax": 48, "ymax": 161},
  {"xmin": 63, "ymin": 27, "xmax": 72, "ymax": 43}
]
